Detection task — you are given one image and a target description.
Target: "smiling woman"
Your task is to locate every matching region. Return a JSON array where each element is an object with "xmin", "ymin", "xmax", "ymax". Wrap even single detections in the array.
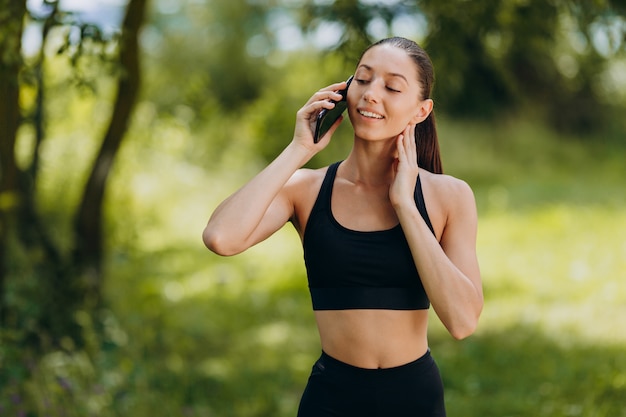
[{"xmin": 203, "ymin": 36, "xmax": 483, "ymax": 417}]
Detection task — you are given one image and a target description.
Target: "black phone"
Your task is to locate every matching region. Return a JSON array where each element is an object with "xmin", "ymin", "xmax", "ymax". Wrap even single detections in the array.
[{"xmin": 313, "ymin": 76, "xmax": 354, "ymax": 143}]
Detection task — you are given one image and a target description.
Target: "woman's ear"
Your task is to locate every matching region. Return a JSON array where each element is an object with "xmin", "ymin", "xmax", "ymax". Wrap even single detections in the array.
[{"xmin": 411, "ymin": 98, "xmax": 434, "ymax": 124}]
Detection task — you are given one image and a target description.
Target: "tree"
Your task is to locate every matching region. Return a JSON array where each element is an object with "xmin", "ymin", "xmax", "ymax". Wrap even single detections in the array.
[
  {"xmin": 0, "ymin": 0, "xmax": 28, "ymax": 332},
  {"xmin": 73, "ymin": 0, "xmax": 147, "ymax": 303},
  {"xmin": 0, "ymin": 0, "xmax": 148, "ymax": 348}
]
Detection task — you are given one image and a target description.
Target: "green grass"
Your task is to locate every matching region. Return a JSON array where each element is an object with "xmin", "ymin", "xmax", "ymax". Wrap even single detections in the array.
[
  {"xmin": 2, "ymin": 117, "xmax": 625, "ymax": 416},
  {"xmin": 437, "ymin": 203, "xmax": 626, "ymax": 416}
]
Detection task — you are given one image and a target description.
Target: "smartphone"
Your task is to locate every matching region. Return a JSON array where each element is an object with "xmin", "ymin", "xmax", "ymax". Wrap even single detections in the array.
[{"xmin": 313, "ymin": 75, "xmax": 354, "ymax": 143}]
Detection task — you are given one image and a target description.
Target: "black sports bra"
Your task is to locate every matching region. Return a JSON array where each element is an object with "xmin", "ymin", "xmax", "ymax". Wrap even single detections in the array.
[{"xmin": 302, "ymin": 161, "xmax": 435, "ymax": 311}]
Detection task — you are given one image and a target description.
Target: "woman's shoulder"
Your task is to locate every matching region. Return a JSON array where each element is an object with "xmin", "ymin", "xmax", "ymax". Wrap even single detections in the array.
[
  {"xmin": 285, "ymin": 165, "xmax": 334, "ymax": 235},
  {"xmin": 286, "ymin": 165, "xmax": 330, "ymax": 189},
  {"xmin": 420, "ymin": 169, "xmax": 474, "ymax": 197},
  {"xmin": 284, "ymin": 165, "xmax": 335, "ymax": 205},
  {"xmin": 419, "ymin": 169, "xmax": 476, "ymax": 221}
]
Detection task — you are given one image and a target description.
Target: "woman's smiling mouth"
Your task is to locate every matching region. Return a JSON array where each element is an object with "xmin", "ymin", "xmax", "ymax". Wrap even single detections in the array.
[{"xmin": 358, "ymin": 109, "xmax": 385, "ymax": 119}]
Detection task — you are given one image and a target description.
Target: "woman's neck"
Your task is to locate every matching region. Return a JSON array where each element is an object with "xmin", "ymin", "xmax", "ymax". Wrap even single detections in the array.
[{"xmin": 341, "ymin": 138, "xmax": 397, "ymax": 187}]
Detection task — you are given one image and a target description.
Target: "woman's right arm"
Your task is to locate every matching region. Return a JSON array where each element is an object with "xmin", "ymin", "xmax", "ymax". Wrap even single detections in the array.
[{"xmin": 202, "ymin": 81, "xmax": 348, "ymax": 256}]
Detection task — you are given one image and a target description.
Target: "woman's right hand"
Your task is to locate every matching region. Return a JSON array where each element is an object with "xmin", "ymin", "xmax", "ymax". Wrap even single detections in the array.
[{"xmin": 292, "ymin": 80, "xmax": 349, "ymax": 151}]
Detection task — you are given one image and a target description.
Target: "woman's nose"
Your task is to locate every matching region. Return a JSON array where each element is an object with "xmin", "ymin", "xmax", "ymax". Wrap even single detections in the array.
[
  {"xmin": 362, "ymin": 81, "xmax": 381, "ymax": 103},
  {"xmin": 363, "ymin": 88, "xmax": 378, "ymax": 103}
]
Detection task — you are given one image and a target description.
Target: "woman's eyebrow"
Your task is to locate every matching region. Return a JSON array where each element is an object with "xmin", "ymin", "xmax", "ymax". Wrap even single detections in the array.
[
  {"xmin": 357, "ymin": 64, "xmax": 408, "ymax": 83},
  {"xmin": 388, "ymin": 72, "xmax": 408, "ymax": 83}
]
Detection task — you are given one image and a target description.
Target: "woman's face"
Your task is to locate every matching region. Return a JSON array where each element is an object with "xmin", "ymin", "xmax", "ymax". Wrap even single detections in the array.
[{"xmin": 347, "ymin": 44, "xmax": 432, "ymax": 142}]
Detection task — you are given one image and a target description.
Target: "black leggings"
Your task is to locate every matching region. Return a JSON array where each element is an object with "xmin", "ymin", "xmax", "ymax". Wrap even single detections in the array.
[{"xmin": 297, "ymin": 350, "xmax": 446, "ymax": 417}]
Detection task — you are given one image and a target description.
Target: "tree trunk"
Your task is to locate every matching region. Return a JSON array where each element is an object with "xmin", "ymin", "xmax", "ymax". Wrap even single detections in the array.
[
  {"xmin": 73, "ymin": 0, "xmax": 148, "ymax": 306},
  {"xmin": 0, "ymin": 0, "xmax": 27, "ymax": 319}
]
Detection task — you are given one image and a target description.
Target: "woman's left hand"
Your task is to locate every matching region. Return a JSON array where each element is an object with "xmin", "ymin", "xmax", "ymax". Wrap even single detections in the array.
[{"xmin": 389, "ymin": 124, "xmax": 419, "ymax": 209}]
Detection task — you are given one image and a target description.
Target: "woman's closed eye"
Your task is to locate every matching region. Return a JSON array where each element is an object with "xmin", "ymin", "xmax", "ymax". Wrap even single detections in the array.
[{"xmin": 356, "ymin": 78, "xmax": 402, "ymax": 93}]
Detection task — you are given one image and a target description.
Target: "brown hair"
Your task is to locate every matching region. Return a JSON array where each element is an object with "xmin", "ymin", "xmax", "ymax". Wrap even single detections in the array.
[{"xmin": 360, "ymin": 37, "xmax": 443, "ymax": 174}]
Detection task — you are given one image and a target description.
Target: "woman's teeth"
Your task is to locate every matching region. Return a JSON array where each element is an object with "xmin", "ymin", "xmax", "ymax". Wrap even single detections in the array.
[{"xmin": 359, "ymin": 110, "xmax": 384, "ymax": 119}]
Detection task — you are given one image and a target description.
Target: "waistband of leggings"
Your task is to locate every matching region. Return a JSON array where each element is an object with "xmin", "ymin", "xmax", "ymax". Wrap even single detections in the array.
[{"xmin": 318, "ymin": 348, "xmax": 433, "ymax": 377}]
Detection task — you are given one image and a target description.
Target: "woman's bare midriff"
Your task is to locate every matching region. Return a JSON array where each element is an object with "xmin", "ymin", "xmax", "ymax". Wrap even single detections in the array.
[{"xmin": 314, "ymin": 309, "xmax": 430, "ymax": 369}]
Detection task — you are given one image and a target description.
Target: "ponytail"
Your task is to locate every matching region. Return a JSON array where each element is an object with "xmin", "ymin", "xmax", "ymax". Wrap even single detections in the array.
[{"xmin": 415, "ymin": 111, "xmax": 442, "ymax": 174}]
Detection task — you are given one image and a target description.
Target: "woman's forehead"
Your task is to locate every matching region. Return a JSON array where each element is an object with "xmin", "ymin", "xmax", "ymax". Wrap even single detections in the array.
[{"xmin": 357, "ymin": 45, "xmax": 419, "ymax": 80}]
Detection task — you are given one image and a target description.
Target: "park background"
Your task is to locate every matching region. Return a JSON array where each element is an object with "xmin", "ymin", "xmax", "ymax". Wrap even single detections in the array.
[{"xmin": 1, "ymin": 0, "xmax": 625, "ymax": 416}]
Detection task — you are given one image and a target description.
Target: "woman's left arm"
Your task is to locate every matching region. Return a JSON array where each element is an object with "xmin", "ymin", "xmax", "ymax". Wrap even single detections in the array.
[{"xmin": 391, "ymin": 127, "xmax": 483, "ymax": 340}]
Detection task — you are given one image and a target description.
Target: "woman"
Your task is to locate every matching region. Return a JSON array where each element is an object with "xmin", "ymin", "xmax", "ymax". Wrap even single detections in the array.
[{"xmin": 203, "ymin": 37, "xmax": 483, "ymax": 417}]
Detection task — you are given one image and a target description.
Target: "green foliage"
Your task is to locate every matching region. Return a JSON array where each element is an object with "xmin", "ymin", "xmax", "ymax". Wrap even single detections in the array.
[
  {"xmin": 144, "ymin": 0, "xmax": 281, "ymax": 113},
  {"xmin": 438, "ymin": 329, "xmax": 626, "ymax": 417}
]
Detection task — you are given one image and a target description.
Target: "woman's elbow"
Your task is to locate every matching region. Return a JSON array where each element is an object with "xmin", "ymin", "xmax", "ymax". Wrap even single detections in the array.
[
  {"xmin": 202, "ymin": 227, "xmax": 240, "ymax": 256},
  {"xmin": 449, "ymin": 320, "xmax": 478, "ymax": 340},
  {"xmin": 447, "ymin": 310, "xmax": 481, "ymax": 340},
  {"xmin": 449, "ymin": 294, "xmax": 483, "ymax": 340}
]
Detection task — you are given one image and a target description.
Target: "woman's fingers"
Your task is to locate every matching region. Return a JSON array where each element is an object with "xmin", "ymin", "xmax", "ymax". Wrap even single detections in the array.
[
  {"xmin": 293, "ymin": 81, "xmax": 348, "ymax": 147},
  {"xmin": 396, "ymin": 125, "xmax": 417, "ymax": 165},
  {"xmin": 295, "ymin": 81, "xmax": 347, "ymax": 143},
  {"xmin": 305, "ymin": 81, "xmax": 348, "ymax": 106},
  {"xmin": 405, "ymin": 125, "xmax": 417, "ymax": 166}
]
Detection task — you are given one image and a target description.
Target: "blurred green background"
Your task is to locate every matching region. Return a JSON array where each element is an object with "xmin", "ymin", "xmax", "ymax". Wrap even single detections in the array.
[{"xmin": 1, "ymin": 0, "xmax": 625, "ymax": 416}]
